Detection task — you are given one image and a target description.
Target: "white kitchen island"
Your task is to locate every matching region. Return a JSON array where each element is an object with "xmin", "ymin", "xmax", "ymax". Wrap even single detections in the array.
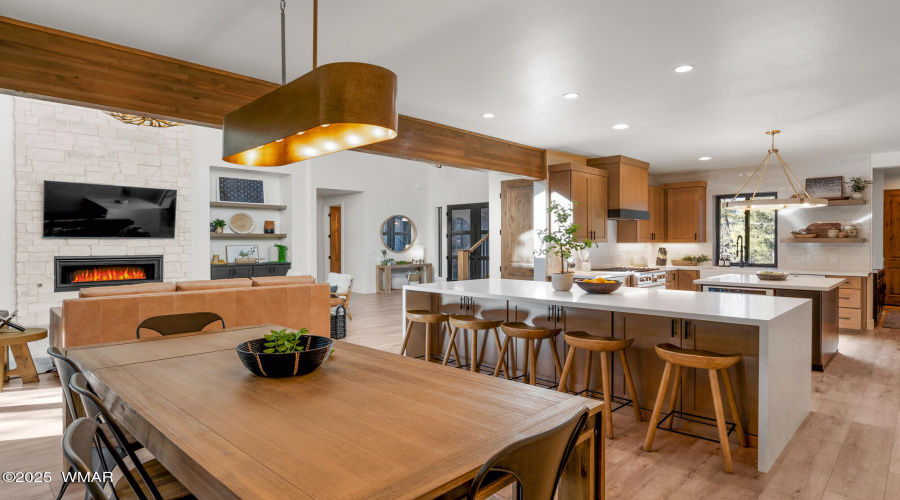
[{"xmin": 403, "ymin": 279, "xmax": 813, "ymax": 472}]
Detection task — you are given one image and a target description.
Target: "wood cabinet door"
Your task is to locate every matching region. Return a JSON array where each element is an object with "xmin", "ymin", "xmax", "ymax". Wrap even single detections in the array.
[
  {"xmin": 679, "ymin": 270, "xmax": 700, "ymax": 291},
  {"xmin": 251, "ymin": 264, "xmax": 271, "ymax": 277},
  {"xmin": 665, "ymin": 270, "xmax": 677, "ymax": 290},
  {"xmin": 679, "ymin": 319, "xmax": 759, "ymax": 436},
  {"xmin": 232, "ymin": 265, "xmax": 253, "ymax": 279},
  {"xmin": 211, "ymin": 266, "xmax": 232, "ymax": 280},
  {"xmin": 649, "ymin": 186, "xmax": 667, "ymax": 242},
  {"xmin": 569, "ymin": 171, "xmax": 591, "ymax": 240},
  {"xmin": 588, "ymin": 174, "xmax": 608, "ymax": 242},
  {"xmin": 666, "ymin": 187, "xmax": 705, "ymax": 242},
  {"xmin": 612, "ymin": 313, "xmax": 682, "ymax": 411},
  {"xmin": 271, "ymin": 264, "xmax": 291, "ymax": 276},
  {"xmin": 501, "ymin": 179, "xmax": 535, "ymax": 280}
]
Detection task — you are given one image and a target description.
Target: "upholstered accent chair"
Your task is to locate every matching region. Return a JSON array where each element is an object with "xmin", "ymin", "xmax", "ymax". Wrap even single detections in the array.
[{"xmin": 327, "ymin": 273, "xmax": 353, "ymax": 320}]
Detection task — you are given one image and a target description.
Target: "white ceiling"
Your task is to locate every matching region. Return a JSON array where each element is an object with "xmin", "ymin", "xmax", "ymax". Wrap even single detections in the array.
[{"xmin": 3, "ymin": 0, "xmax": 900, "ymax": 173}]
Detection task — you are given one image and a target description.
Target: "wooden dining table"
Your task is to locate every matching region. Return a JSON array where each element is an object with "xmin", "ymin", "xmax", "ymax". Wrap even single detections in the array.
[{"xmin": 67, "ymin": 324, "xmax": 604, "ymax": 500}]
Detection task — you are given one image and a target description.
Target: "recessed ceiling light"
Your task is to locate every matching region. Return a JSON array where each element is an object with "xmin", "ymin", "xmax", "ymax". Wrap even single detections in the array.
[
  {"xmin": 482, "ymin": 113, "xmax": 495, "ymax": 118},
  {"xmin": 562, "ymin": 93, "xmax": 580, "ymax": 99},
  {"xmin": 612, "ymin": 124, "xmax": 630, "ymax": 130},
  {"xmin": 674, "ymin": 65, "xmax": 694, "ymax": 73},
  {"xmin": 275, "ymin": 139, "xmax": 283, "ymax": 142},
  {"xmin": 699, "ymin": 156, "xmax": 712, "ymax": 161}
]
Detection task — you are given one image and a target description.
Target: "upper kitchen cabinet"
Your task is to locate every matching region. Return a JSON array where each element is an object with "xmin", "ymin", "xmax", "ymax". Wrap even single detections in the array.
[
  {"xmin": 586, "ymin": 155, "xmax": 650, "ymax": 220},
  {"xmin": 617, "ymin": 186, "xmax": 666, "ymax": 243},
  {"xmin": 548, "ymin": 163, "xmax": 609, "ymax": 242},
  {"xmin": 663, "ymin": 181, "xmax": 707, "ymax": 242}
]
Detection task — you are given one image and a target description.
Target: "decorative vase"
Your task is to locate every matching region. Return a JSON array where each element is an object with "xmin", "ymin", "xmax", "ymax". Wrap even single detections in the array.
[
  {"xmin": 264, "ymin": 220, "xmax": 275, "ymax": 234},
  {"xmin": 550, "ymin": 273, "xmax": 574, "ymax": 291},
  {"xmin": 851, "ymin": 192, "xmax": 863, "ymax": 199},
  {"xmin": 215, "ymin": 227, "xmax": 223, "ymax": 234}
]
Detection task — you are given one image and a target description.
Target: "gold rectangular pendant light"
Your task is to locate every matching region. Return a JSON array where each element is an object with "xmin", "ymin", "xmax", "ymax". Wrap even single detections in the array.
[
  {"xmin": 223, "ymin": 62, "xmax": 398, "ymax": 166},
  {"xmin": 222, "ymin": 0, "xmax": 398, "ymax": 167}
]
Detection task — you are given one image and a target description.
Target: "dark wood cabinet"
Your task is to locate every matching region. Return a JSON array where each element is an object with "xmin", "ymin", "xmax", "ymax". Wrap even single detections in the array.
[
  {"xmin": 548, "ymin": 163, "xmax": 609, "ymax": 243},
  {"xmin": 211, "ymin": 262, "xmax": 291, "ymax": 279},
  {"xmin": 664, "ymin": 181, "xmax": 706, "ymax": 242},
  {"xmin": 617, "ymin": 186, "xmax": 666, "ymax": 243}
]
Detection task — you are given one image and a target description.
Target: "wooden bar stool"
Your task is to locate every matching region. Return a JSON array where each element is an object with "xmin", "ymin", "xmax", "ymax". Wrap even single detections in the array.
[
  {"xmin": 400, "ymin": 310, "xmax": 461, "ymax": 364},
  {"xmin": 444, "ymin": 315, "xmax": 509, "ymax": 378},
  {"xmin": 557, "ymin": 332, "xmax": 643, "ymax": 439},
  {"xmin": 643, "ymin": 343, "xmax": 747, "ymax": 473},
  {"xmin": 496, "ymin": 322, "xmax": 563, "ymax": 386}
]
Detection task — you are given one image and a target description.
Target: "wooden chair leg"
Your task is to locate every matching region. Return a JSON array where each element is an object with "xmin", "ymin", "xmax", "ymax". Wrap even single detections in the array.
[
  {"xmin": 558, "ymin": 347, "xmax": 577, "ymax": 394},
  {"xmin": 583, "ymin": 351, "xmax": 593, "ymax": 394},
  {"xmin": 493, "ymin": 337, "xmax": 511, "ymax": 377},
  {"xmin": 442, "ymin": 326, "xmax": 459, "ymax": 366},
  {"xmin": 491, "ymin": 328, "xmax": 510, "ymax": 379},
  {"xmin": 721, "ymin": 368, "xmax": 747, "ymax": 447},
  {"xmin": 549, "ymin": 338, "xmax": 564, "ymax": 379},
  {"xmin": 665, "ymin": 365, "xmax": 683, "ymax": 430},
  {"xmin": 618, "ymin": 349, "xmax": 643, "ymax": 422},
  {"xmin": 400, "ymin": 321, "xmax": 414, "ymax": 356},
  {"xmin": 424, "ymin": 323, "xmax": 433, "ymax": 363},
  {"xmin": 708, "ymin": 368, "xmax": 734, "ymax": 473},
  {"xmin": 599, "ymin": 351, "xmax": 614, "ymax": 439},
  {"xmin": 643, "ymin": 362, "xmax": 673, "ymax": 452},
  {"xmin": 527, "ymin": 340, "xmax": 536, "ymax": 386}
]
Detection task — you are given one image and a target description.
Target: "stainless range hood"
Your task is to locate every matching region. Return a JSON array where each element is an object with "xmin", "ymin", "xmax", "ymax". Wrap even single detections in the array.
[{"xmin": 587, "ymin": 155, "xmax": 650, "ymax": 220}]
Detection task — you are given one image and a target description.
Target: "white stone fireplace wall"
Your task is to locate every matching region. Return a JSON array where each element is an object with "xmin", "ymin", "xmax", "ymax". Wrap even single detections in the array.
[{"xmin": 13, "ymin": 98, "xmax": 192, "ymax": 325}]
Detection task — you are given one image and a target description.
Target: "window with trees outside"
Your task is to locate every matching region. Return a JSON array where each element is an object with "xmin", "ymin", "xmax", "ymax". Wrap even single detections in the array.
[{"xmin": 715, "ymin": 193, "xmax": 778, "ymax": 267}]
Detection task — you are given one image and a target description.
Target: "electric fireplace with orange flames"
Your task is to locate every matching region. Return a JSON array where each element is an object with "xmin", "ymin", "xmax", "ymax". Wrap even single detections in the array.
[{"xmin": 54, "ymin": 255, "xmax": 163, "ymax": 292}]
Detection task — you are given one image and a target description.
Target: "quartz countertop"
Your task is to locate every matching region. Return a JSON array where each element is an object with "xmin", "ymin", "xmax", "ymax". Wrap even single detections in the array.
[
  {"xmin": 664, "ymin": 266, "xmax": 872, "ymax": 277},
  {"xmin": 404, "ymin": 279, "xmax": 810, "ymax": 326},
  {"xmin": 693, "ymin": 273, "xmax": 845, "ymax": 291}
]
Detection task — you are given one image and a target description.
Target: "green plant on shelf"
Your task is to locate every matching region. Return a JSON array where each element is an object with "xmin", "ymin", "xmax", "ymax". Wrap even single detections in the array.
[
  {"xmin": 274, "ymin": 244, "xmax": 288, "ymax": 263},
  {"xmin": 682, "ymin": 254, "xmax": 711, "ymax": 263},
  {"xmin": 380, "ymin": 249, "xmax": 395, "ymax": 265},
  {"xmin": 847, "ymin": 176, "xmax": 873, "ymax": 193}
]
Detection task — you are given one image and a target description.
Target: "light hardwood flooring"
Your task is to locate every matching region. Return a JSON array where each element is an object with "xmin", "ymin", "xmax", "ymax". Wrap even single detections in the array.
[{"xmin": 2, "ymin": 292, "xmax": 899, "ymax": 499}]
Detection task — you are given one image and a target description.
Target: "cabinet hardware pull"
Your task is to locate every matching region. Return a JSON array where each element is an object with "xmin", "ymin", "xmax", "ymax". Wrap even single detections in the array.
[
  {"xmin": 684, "ymin": 320, "xmax": 691, "ymax": 339},
  {"xmin": 671, "ymin": 319, "xmax": 677, "ymax": 337},
  {"xmin": 557, "ymin": 307, "xmax": 562, "ymax": 322},
  {"xmin": 839, "ymin": 317, "xmax": 850, "ymax": 320},
  {"xmin": 548, "ymin": 306, "xmax": 554, "ymax": 321},
  {"xmin": 694, "ymin": 232, "xmax": 697, "ymax": 240}
]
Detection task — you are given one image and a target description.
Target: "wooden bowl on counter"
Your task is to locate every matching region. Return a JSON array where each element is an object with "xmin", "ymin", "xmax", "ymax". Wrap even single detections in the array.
[
  {"xmin": 756, "ymin": 272, "xmax": 789, "ymax": 281},
  {"xmin": 574, "ymin": 280, "xmax": 623, "ymax": 294}
]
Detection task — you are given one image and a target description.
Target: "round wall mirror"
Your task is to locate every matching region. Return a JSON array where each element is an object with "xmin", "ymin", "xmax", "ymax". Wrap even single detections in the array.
[{"xmin": 381, "ymin": 215, "xmax": 416, "ymax": 252}]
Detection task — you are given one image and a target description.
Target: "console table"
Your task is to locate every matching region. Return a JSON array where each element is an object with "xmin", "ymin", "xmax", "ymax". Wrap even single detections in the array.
[
  {"xmin": 211, "ymin": 262, "xmax": 291, "ymax": 280},
  {"xmin": 376, "ymin": 263, "xmax": 433, "ymax": 294},
  {"xmin": 1, "ymin": 327, "xmax": 47, "ymax": 392}
]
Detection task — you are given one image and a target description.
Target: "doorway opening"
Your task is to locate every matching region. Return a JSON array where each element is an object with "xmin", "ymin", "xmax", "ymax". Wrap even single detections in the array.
[
  {"xmin": 447, "ymin": 202, "xmax": 489, "ymax": 280},
  {"xmin": 329, "ymin": 206, "xmax": 342, "ymax": 273}
]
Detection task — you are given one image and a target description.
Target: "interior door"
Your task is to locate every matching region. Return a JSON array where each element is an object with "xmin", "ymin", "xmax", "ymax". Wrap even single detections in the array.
[
  {"xmin": 501, "ymin": 180, "xmax": 535, "ymax": 280},
  {"xmin": 329, "ymin": 206, "xmax": 341, "ymax": 273},
  {"xmin": 885, "ymin": 190, "xmax": 900, "ymax": 305},
  {"xmin": 447, "ymin": 202, "xmax": 489, "ymax": 281}
]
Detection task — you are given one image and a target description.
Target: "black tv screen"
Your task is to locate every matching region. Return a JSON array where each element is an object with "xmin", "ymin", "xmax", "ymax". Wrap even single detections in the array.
[{"xmin": 43, "ymin": 181, "xmax": 177, "ymax": 238}]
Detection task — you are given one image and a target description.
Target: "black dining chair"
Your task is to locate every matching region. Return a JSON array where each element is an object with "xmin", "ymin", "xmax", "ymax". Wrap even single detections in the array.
[
  {"xmin": 62, "ymin": 417, "xmax": 149, "ymax": 500},
  {"xmin": 136, "ymin": 312, "xmax": 225, "ymax": 339},
  {"xmin": 69, "ymin": 373, "xmax": 195, "ymax": 500},
  {"xmin": 465, "ymin": 407, "xmax": 590, "ymax": 500}
]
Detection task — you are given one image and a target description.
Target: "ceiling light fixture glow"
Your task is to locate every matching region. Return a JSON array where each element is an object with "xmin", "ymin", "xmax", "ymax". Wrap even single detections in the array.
[
  {"xmin": 723, "ymin": 130, "xmax": 828, "ymax": 211},
  {"xmin": 674, "ymin": 65, "xmax": 694, "ymax": 73},
  {"xmin": 562, "ymin": 93, "xmax": 580, "ymax": 99},
  {"xmin": 222, "ymin": 0, "xmax": 397, "ymax": 167},
  {"xmin": 612, "ymin": 124, "xmax": 630, "ymax": 130},
  {"xmin": 482, "ymin": 113, "xmax": 495, "ymax": 118},
  {"xmin": 698, "ymin": 156, "xmax": 712, "ymax": 161}
]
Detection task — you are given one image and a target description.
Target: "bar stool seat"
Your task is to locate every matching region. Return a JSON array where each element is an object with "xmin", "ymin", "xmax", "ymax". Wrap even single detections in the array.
[
  {"xmin": 444, "ymin": 316, "xmax": 507, "ymax": 377},
  {"xmin": 401, "ymin": 310, "xmax": 460, "ymax": 365},
  {"xmin": 643, "ymin": 343, "xmax": 746, "ymax": 473},
  {"xmin": 497, "ymin": 323, "xmax": 563, "ymax": 386},
  {"xmin": 557, "ymin": 332, "xmax": 643, "ymax": 439}
]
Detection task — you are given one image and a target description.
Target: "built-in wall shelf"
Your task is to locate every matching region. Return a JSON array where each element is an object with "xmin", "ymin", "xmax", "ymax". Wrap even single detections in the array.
[
  {"xmin": 780, "ymin": 237, "xmax": 867, "ymax": 244},
  {"xmin": 210, "ymin": 202, "xmax": 287, "ymax": 210},
  {"xmin": 825, "ymin": 199, "xmax": 866, "ymax": 207},
  {"xmin": 211, "ymin": 233, "xmax": 287, "ymax": 239}
]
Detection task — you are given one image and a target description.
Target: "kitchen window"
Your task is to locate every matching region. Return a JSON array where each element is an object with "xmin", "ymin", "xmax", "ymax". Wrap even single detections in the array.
[{"xmin": 715, "ymin": 193, "xmax": 778, "ymax": 267}]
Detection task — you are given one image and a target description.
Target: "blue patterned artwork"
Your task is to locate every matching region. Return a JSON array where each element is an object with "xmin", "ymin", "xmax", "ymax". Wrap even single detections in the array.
[{"xmin": 218, "ymin": 177, "xmax": 265, "ymax": 204}]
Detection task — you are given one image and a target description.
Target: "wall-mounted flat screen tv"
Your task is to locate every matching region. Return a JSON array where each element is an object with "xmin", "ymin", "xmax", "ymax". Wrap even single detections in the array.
[{"xmin": 43, "ymin": 181, "xmax": 177, "ymax": 238}]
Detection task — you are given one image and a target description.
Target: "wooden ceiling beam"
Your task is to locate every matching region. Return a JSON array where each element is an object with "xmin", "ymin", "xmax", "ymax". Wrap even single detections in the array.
[{"xmin": 0, "ymin": 16, "xmax": 545, "ymax": 179}]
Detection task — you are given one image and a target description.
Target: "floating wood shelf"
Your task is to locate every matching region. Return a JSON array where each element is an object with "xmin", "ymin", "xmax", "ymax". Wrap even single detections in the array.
[
  {"xmin": 210, "ymin": 202, "xmax": 287, "ymax": 210},
  {"xmin": 780, "ymin": 237, "xmax": 867, "ymax": 243},
  {"xmin": 825, "ymin": 199, "xmax": 866, "ymax": 206},
  {"xmin": 210, "ymin": 233, "xmax": 287, "ymax": 239}
]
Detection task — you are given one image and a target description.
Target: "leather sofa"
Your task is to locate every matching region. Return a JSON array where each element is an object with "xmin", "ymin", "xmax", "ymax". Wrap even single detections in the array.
[{"xmin": 49, "ymin": 276, "xmax": 329, "ymax": 348}]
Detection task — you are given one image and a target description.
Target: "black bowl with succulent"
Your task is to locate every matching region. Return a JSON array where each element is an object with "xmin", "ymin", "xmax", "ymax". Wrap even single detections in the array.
[{"xmin": 236, "ymin": 328, "xmax": 334, "ymax": 378}]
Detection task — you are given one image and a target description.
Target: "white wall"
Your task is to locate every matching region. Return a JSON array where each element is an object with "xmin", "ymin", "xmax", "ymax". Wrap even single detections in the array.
[
  {"xmin": 316, "ymin": 191, "xmax": 363, "ymax": 283},
  {"xmin": 0, "ymin": 95, "xmax": 15, "ymax": 313}
]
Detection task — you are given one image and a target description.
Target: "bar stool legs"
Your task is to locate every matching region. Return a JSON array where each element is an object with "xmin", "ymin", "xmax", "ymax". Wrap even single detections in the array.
[
  {"xmin": 402, "ymin": 311, "xmax": 460, "ymax": 364},
  {"xmin": 497, "ymin": 323, "xmax": 562, "ymax": 387}
]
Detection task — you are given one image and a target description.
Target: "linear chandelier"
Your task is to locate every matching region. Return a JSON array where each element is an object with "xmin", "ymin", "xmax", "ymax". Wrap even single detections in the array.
[
  {"xmin": 106, "ymin": 112, "xmax": 183, "ymax": 128},
  {"xmin": 724, "ymin": 130, "xmax": 827, "ymax": 210},
  {"xmin": 222, "ymin": 0, "xmax": 398, "ymax": 167}
]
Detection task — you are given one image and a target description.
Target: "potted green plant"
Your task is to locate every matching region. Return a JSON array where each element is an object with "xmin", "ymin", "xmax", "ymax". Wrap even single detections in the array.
[
  {"xmin": 380, "ymin": 249, "xmax": 395, "ymax": 265},
  {"xmin": 212, "ymin": 218, "xmax": 226, "ymax": 234},
  {"xmin": 847, "ymin": 177, "xmax": 873, "ymax": 199},
  {"xmin": 274, "ymin": 244, "xmax": 288, "ymax": 263},
  {"xmin": 535, "ymin": 201, "xmax": 593, "ymax": 291}
]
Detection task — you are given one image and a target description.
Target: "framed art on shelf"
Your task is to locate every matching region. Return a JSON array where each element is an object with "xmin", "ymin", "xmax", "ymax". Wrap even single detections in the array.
[
  {"xmin": 226, "ymin": 245, "xmax": 259, "ymax": 263},
  {"xmin": 218, "ymin": 177, "xmax": 265, "ymax": 204},
  {"xmin": 805, "ymin": 176, "xmax": 844, "ymax": 200}
]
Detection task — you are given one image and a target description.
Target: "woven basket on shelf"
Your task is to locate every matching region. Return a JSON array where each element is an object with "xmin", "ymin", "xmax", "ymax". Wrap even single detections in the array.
[{"xmin": 670, "ymin": 260, "xmax": 697, "ymax": 266}]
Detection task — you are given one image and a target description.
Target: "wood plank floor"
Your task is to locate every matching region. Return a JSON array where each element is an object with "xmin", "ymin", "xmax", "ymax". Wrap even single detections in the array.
[{"xmin": 1, "ymin": 292, "xmax": 898, "ymax": 499}]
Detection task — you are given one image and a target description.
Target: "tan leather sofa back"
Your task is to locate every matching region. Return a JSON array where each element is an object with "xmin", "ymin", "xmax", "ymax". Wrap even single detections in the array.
[
  {"xmin": 175, "ymin": 279, "xmax": 252, "ymax": 291},
  {"xmin": 56, "ymin": 283, "xmax": 330, "ymax": 348},
  {"xmin": 251, "ymin": 275, "xmax": 316, "ymax": 286},
  {"xmin": 79, "ymin": 282, "xmax": 177, "ymax": 298}
]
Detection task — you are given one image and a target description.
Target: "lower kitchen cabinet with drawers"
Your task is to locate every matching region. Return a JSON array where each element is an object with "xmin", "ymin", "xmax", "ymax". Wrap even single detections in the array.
[
  {"xmin": 828, "ymin": 274, "xmax": 874, "ymax": 331},
  {"xmin": 211, "ymin": 262, "xmax": 292, "ymax": 280}
]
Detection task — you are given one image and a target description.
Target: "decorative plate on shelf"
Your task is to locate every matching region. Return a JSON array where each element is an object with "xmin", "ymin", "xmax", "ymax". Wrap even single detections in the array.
[{"xmin": 229, "ymin": 213, "xmax": 255, "ymax": 234}]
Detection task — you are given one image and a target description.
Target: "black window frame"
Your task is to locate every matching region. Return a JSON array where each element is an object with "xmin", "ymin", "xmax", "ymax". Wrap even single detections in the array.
[{"xmin": 714, "ymin": 192, "xmax": 779, "ymax": 268}]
